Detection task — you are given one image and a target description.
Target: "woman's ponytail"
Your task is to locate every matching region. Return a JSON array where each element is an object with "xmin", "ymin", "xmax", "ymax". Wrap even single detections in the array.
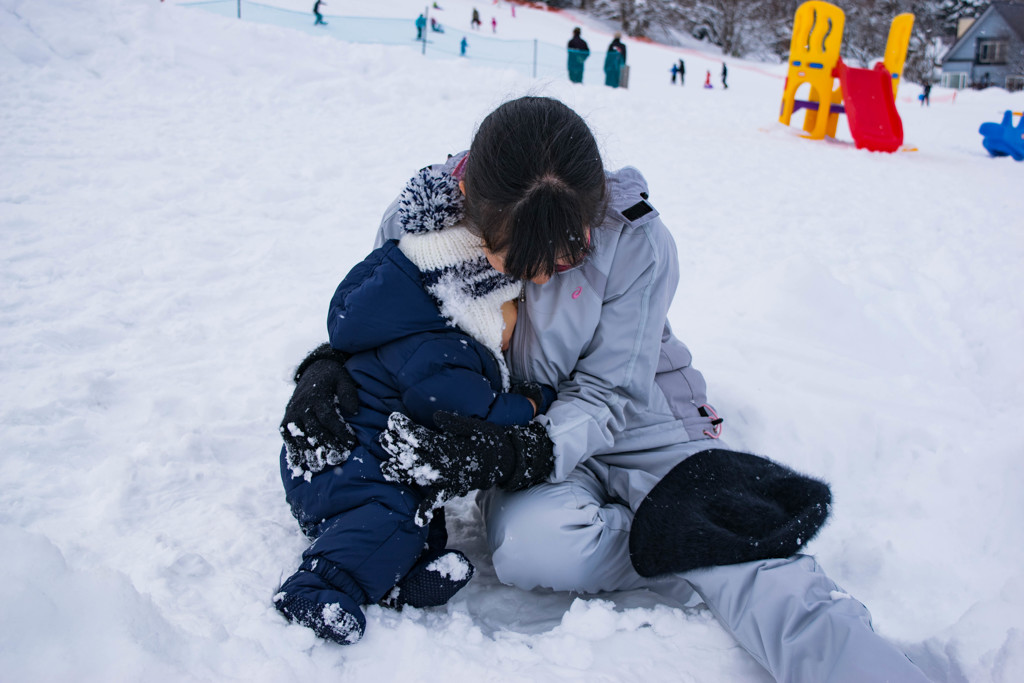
[{"xmin": 464, "ymin": 97, "xmax": 606, "ymax": 280}]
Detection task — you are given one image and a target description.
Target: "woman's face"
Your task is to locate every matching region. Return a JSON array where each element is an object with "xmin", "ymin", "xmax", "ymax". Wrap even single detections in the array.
[
  {"xmin": 483, "ymin": 247, "xmax": 553, "ymax": 285},
  {"xmin": 483, "ymin": 228, "xmax": 590, "ymax": 286}
]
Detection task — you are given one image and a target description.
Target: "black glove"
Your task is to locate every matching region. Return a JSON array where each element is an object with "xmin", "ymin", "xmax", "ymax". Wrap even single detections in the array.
[
  {"xmin": 379, "ymin": 411, "xmax": 555, "ymax": 524},
  {"xmin": 279, "ymin": 343, "xmax": 360, "ymax": 475},
  {"xmin": 510, "ymin": 381, "xmax": 557, "ymax": 415}
]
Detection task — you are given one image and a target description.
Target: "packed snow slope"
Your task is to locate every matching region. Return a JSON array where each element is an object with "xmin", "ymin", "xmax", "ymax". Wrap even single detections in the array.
[{"xmin": 2, "ymin": 0, "xmax": 1023, "ymax": 681}]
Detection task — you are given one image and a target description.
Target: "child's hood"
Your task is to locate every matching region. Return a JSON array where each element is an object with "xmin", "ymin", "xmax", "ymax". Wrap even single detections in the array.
[{"xmin": 327, "ymin": 241, "xmax": 450, "ymax": 354}]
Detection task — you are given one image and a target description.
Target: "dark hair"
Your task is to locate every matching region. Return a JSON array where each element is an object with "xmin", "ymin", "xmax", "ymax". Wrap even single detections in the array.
[{"xmin": 463, "ymin": 97, "xmax": 606, "ymax": 281}]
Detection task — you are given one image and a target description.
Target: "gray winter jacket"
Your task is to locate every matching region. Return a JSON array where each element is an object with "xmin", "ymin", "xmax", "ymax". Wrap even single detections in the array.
[{"xmin": 376, "ymin": 153, "xmax": 718, "ymax": 500}]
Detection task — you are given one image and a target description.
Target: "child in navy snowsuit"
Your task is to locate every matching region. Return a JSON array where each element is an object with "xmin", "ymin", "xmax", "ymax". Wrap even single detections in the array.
[{"xmin": 274, "ymin": 167, "xmax": 555, "ymax": 645}]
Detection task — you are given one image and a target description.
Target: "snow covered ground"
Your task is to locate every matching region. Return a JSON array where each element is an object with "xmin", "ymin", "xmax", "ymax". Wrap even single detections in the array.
[{"xmin": 2, "ymin": 0, "xmax": 1023, "ymax": 680}]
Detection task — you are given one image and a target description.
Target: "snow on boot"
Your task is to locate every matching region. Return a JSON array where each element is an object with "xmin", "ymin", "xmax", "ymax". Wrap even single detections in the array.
[
  {"xmin": 383, "ymin": 549, "xmax": 475, "ymax": 609},
  {"xmin": 274, "ymin": 569, "xmax": 366, "ymax": 645}
]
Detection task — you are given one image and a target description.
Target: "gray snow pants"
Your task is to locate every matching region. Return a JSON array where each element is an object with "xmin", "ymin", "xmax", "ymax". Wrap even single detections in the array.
[{"xmin": 478, "ymin": 450, "xmax": 931, "ymax": 683}]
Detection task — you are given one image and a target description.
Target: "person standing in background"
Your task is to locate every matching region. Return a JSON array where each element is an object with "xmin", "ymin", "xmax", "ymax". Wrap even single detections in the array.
[
  {"xmin": 567, "ymin": 27, "xmax": 590, "ymax": 84},
  {"xmin": 604, "ymin": 33, "xmax": 626, "ymax": 88},
  {"xmin": 608, "ymin": 32, "xmax": 627, "ymax": 63},
  {"xmin": 312, "ymin": 0, "xmax": 326, "ymax": 26},
  {"xmin": 721, "ymin": 62, "xmax": 728, "ymax": 89}
]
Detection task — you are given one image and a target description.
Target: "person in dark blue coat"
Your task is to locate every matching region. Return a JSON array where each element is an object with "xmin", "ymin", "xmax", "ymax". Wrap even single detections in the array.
[{"xmin": 274, "ymin": 167, "xmax": 557, "ymax": 645}]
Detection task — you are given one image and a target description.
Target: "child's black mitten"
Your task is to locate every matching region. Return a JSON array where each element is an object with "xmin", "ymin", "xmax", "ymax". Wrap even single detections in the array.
[
  {"xmin": 279, "ymin": 343, "xmax": 360, "ymax": 474},
  {"xmin": 379, "ymin": 411, "xmax": 555, "ymax": 523}
]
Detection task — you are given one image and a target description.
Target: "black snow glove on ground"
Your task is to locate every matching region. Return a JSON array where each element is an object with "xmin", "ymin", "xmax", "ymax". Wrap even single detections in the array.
[
  {"xmin": 279, "ymin": 343, "xmax": 360, "ymax": 475},
  {"xmin": 378, "ymin": 411, "xmax": 555, "ymax": 524},
  {"xmin": 629, "ymin": 449, "xmax": 832, "ymax": 577}
]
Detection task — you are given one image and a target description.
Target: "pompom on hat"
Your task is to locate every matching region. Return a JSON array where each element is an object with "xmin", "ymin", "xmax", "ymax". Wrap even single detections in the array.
[{"xmin": 397, "ymin": 165, "xmax": 465, "ymax": 234}]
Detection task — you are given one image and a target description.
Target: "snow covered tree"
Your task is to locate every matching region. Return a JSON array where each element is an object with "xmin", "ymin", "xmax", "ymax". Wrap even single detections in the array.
[
  {"xmin": 670, "ymin": 0, "xmax": 797, "ymax": 57},
  {"xmin": 902, "ymin": 2, "xmax": 955, "ymax": 84},
  {"xmin": 681, "ymin": 0, "xmax": 760, "ymax": 56},
  {"xmin": 933, "ymin": 0, "xmax": 990, "ymax": 35},
  {"xmin": 841, "ymin": 0, "xmax": 954, "ymax": 81},
  {"xmin": 588, "ymin": 0, "xmax": 691, "ymax": 38}
]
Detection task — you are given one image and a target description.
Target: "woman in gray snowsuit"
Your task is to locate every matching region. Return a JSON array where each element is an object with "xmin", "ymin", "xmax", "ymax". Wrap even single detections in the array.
[{"xmin": 281, "ymin": 97, "xmax": 932, "ymax": 682}]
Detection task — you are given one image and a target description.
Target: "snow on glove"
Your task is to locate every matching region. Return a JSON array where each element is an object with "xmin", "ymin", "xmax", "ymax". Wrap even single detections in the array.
[
  {"xmin": 379, "ymin": 411, "xmax": 555, "ymax": 525},
  {"xmin": 279, "ymin": 343, "xmax": 360, "ymax": 476}
]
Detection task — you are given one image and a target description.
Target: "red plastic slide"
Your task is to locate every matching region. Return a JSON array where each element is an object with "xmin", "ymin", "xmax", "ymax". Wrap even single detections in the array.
[{"xmin": 835, "ymin": 59, "xmax": 904, "ymax": 153}]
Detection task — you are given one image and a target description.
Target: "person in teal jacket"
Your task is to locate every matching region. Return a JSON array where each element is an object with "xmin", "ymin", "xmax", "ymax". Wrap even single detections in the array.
[
  {"xmin": 604, "ymin": 33, "xmax": 625, "ymax": 87},
  {"xmin": 603, "ymin": 48, "xmax": 622, "ymax": 87},
  {"xmin": 566, "ymin": 27, "xmax": 589, "ymax": 84}
]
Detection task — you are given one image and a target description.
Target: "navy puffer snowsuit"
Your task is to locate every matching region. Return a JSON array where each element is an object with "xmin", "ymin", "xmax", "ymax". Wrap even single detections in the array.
[{"xmin": 277, "ymin": 239, "xmax": 535, "ymax": 641}]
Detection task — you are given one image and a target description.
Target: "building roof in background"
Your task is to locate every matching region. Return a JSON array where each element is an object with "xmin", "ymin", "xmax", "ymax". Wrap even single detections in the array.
[{"xmin": 943, "ymin": 2, "xmax": 1024, "ymax": 64}]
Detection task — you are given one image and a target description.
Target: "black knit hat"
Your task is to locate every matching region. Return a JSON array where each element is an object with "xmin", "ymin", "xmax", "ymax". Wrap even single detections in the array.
[{"xmin": 629, "ymin": 449, "xmax": 832, "ymax": 577}]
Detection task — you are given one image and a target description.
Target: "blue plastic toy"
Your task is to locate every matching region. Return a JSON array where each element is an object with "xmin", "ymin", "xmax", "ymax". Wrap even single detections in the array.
[{"xmin": 979, "ymin": 110, "xmax": 1024, "ymax": 161}]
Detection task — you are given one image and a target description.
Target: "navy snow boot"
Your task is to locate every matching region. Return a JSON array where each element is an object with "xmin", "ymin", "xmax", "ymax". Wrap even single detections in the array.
[
  {"xmin": 383, "ymin": 549, "xmax": 475, "ymax": 609},
  {"xmin": 274, "ymin": 568, "xmax": 366, "ymax": 645}
]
